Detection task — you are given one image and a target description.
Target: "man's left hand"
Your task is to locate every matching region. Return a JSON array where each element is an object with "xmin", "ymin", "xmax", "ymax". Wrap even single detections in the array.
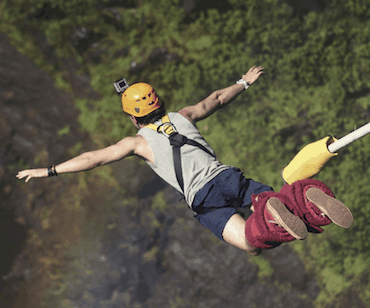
[{"xmin": 242, "ymin": 66, "xmax": 264, "ymax": 85}]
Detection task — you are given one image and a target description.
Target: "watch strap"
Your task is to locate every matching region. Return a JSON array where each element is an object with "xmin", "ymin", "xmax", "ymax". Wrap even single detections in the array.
[{"xmin": 236, "ymin": 79, "xmax": 250, "ymax": 90}]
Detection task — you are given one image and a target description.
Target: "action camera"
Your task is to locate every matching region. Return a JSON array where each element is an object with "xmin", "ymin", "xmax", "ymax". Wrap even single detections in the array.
[{"xmin": 113, "ymin": 78, "xmax": 129, "ymax": 95}]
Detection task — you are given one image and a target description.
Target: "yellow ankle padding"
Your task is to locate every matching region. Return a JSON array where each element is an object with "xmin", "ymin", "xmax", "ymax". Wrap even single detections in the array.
[{"xmin": 282, "ymin": 136, "xmax": 338, "ymax": 184}]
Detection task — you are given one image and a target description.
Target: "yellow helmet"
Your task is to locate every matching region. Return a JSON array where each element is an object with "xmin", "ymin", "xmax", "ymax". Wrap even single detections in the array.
[{"xmin": 121, "ymin": 83, "xmax": 160, "ymax": 117}]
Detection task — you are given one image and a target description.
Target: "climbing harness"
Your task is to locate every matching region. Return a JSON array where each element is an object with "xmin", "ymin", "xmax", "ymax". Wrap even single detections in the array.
[{"xmin": 146, "ymin": 115, "xmax": 216, "ymax": 200}]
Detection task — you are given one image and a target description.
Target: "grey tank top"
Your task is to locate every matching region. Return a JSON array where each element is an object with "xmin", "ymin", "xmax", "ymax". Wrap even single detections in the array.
[{"xmin": 137, "ymin": 112, "xmax": 232, "ymax": 208}]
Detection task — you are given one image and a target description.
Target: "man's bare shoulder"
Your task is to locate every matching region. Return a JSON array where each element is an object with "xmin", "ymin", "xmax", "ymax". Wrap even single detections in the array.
[
  {"xmin": 132, "ymin": 135, "xmax": 146, "ymax": 147},
  {"xmin": 178, "ymin": 107, "xmax": 197, "ymax": 125}
]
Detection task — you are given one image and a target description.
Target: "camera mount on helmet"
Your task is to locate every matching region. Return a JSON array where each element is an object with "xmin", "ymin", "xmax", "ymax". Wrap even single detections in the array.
[{"xmin": 113, "ymin": 78, "xmax": 129, "ymax": 95}]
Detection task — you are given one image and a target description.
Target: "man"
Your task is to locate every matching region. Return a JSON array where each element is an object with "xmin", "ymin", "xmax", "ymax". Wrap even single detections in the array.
[{"xmin": 17, "ymin": 66, "xmax": 353, "ymax": 256}]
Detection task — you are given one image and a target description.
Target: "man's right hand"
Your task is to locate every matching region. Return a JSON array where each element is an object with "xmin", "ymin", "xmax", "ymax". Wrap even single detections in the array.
[
  {"xmin": 16, "ymin": 168, "xmax": 48, "ymax": 183},
  {"xmin": 242, "ymin": 66, "xmax": 264, "ymax": 85}
]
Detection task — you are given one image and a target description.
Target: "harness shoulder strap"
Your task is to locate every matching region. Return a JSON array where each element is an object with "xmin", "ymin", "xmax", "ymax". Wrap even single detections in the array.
[
  {"xmin": 146, "ymin": 115, "xmax": 171, "ymax": 132},
  {"xmin": 144, "ymin": 114, "xmax": 216, "ymax": 200}
]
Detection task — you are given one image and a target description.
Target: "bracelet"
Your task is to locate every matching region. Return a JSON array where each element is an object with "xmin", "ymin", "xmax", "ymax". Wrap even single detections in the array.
[
  {"xmin": 236, "ymin": 79, "xmax": 250, "ymax": 90},
  {"xmin": 53, "ymin": 165, "xmax": 58, "ymax": 176},
  {"xmin": 48, "ymin": 165, "xmax": 58, "ymax": 177}
]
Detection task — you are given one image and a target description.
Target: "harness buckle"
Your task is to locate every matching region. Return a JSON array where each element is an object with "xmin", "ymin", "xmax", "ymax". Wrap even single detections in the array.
[{"xmin": 158, "ymin": 122, "xmax": 178, "ymax": 137}]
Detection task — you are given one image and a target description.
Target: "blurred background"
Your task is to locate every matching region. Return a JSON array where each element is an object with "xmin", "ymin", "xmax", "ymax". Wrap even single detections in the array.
[{"xmin": 0, "ymin": 0, "xmax": 369, "ymax": 307}]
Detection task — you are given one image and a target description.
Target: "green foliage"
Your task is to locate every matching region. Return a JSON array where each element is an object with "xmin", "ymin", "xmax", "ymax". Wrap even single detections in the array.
[
  {"xmin": 68, "ymin": 141, "xmax": 83, "ymax": 157},
  {"xmin": 152, "ymin": 191, "xmax": 167, "ymax": 213},
  {"xmin": 143, "ymin": 245, "xmax": 160, "ymax": 263},
  {"xmin": 4, "ymin": 0, "xmax": 370, "ymax": 305},
  {"xmin": 57, "ymin": 125, "xmax": 70, "ymax": 136},
  {"xmin": 248, "ymin": 256, "xmax": 274, "ymax": 281},
  {"xmin": 318, "ymin": 266, "xmax": 351, "ymax": 299}
]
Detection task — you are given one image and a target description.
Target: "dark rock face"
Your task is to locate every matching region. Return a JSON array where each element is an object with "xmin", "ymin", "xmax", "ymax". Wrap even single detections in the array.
[
  {"xmin": 0, "ymin": 32, "xmax": 98, "ymax": 307},
  {"xmin": 0, "ymin": 32, "xmax": 320, "ymax": 308}
]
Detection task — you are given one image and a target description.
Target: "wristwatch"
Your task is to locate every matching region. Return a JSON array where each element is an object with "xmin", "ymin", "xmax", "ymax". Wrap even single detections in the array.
[{"xmin": 236, "ymin": 79, "xmax": 250, "ymax": 90}]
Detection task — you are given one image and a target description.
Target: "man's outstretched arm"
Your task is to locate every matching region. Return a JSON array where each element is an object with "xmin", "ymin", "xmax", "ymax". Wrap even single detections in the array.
[
  {"xmin": 179, "ymin": 66, "xmax": 264, "ymax": 123},
  {"xmin": 16, "ymin": 136, "xmax": 138, "ymax": 182}
]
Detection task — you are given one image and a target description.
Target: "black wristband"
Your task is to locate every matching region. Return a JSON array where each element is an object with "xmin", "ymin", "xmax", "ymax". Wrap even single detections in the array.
[
  {"xmin": 48, "ymin": 166, "xmax": 53, "ymax": 177},
  {"xmin": 53, "ymin": 165, "xmax": 58, "ymax": 176},
  {"xmin": 48, "ymin": 166, "xmax": 57, "ymax": 177}
]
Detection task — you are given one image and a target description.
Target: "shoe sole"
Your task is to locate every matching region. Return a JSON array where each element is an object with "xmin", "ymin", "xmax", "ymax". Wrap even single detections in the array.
[
  {"xmin": 306, "ymin": 188, "xmax": 354, "ymax": 228},
  {"xmin": 266, "ymin": 198, "xmax": 308, "ymax": 240}
]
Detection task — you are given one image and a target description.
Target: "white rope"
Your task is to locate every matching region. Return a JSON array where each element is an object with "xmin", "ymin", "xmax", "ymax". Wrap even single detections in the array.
[{"xmin": 328, "ymin": 122, "xmax": 370, "ymax": 153}]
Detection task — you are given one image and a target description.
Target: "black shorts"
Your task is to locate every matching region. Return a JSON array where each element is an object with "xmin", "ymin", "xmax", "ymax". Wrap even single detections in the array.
[{"xmin": 191, "ymin": 167, "xmax": 274, "ymax": 241}]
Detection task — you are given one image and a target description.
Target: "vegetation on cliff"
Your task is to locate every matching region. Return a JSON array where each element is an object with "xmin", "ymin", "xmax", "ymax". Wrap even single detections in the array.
[{"xmin": 2, "ymin": 0, "xmax": 370, "ymax": 306}]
